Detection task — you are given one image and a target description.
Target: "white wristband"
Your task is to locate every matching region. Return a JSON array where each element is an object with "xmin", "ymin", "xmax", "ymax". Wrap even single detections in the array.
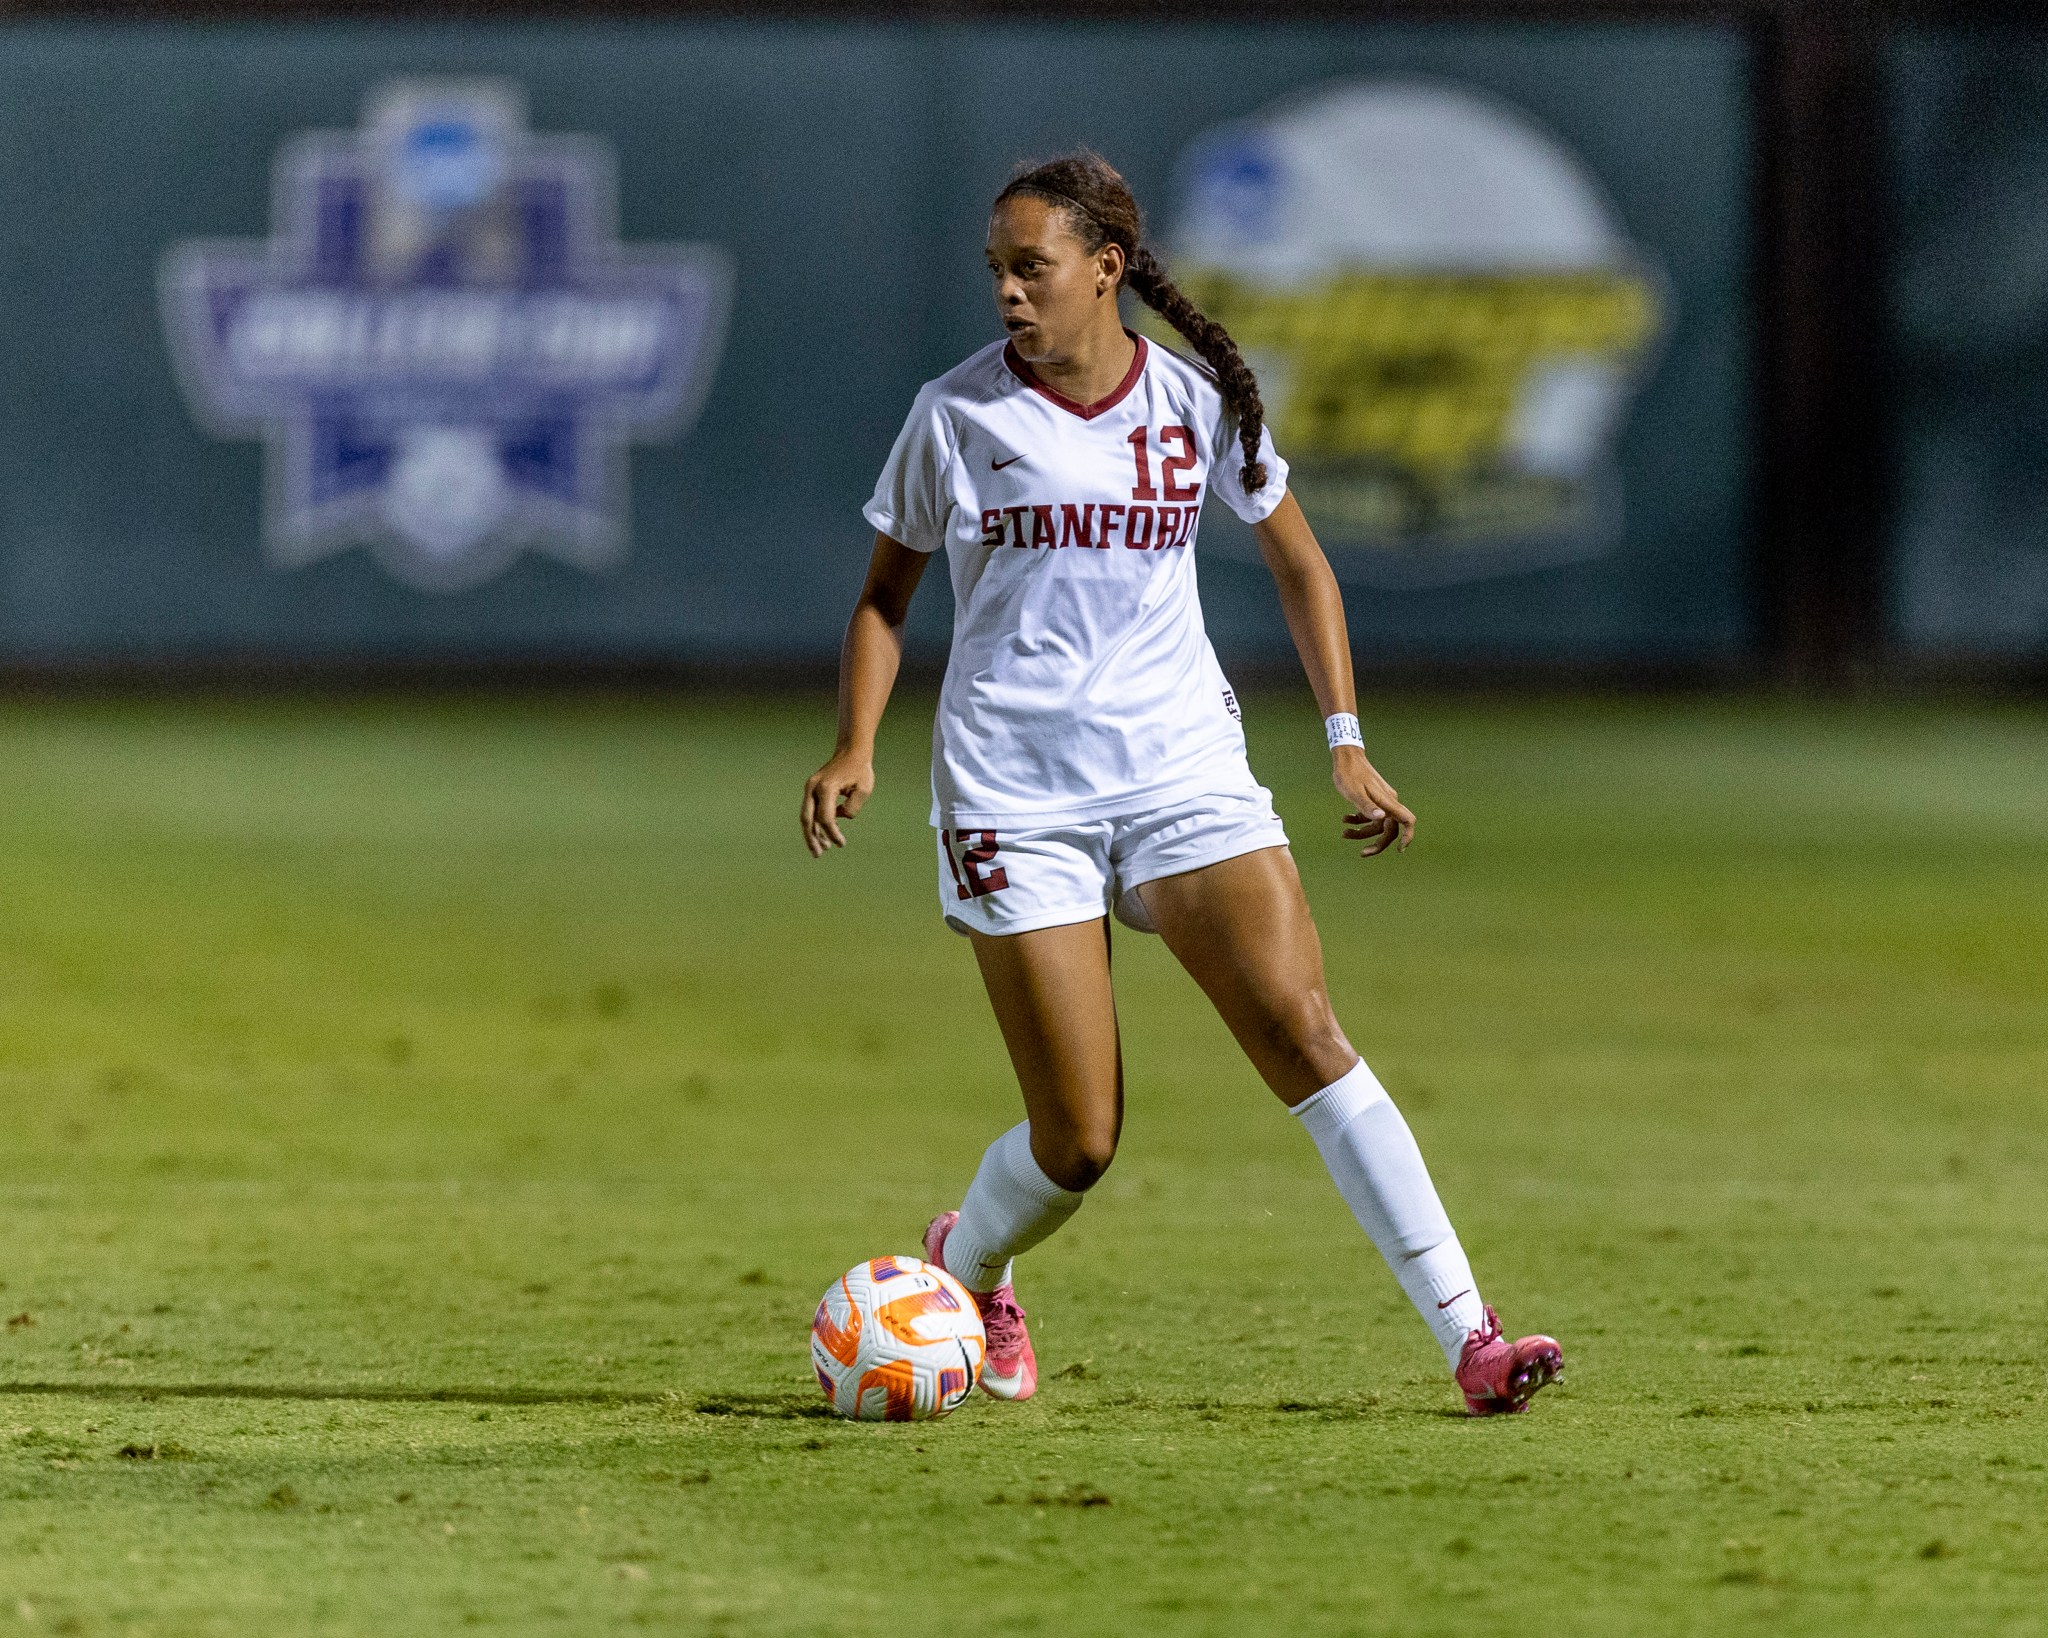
[{"xmin": 1325, "ymin": 712, "xmax": 1364, "ymax": 751}]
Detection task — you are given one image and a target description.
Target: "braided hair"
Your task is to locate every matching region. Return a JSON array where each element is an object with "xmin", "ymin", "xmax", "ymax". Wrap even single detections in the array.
[{"xmin": 994, "ymin": 151, "xmax": 1268, "ymax": 495}]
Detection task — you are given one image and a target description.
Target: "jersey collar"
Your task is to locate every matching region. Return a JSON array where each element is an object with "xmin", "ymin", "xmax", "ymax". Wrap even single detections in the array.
[{"xmin": 1002, "ymin": 330, "xmax": 1148, "ymax": 421}]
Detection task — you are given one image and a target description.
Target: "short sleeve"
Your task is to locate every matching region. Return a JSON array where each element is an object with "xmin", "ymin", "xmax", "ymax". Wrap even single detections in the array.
[
  {"xmin": 862, "ymin": 383, "xmax": 956, "ymax": 553},
  {"xmin": 1212, "ymin": 418, "xmax": 1290, "ymax": 524}
]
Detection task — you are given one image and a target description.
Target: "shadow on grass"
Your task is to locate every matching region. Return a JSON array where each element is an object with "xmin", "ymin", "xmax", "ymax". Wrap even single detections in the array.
[
  {"xmin": 1051, "ymin": 1394, "xmax": 1471, "ymax": 1425},
  {"xmin": 687, "ymin": 1392, "xmax": 834, "ymax": 1419},
  {"xmin": 0, "ymin": 1382, "xmax": 1493, "ymax": 1422},
  {"xmin": 1270, "ymin": 1398, "xmax": 1470, "ymax": 1422},
  {"xmin": 0, "ymin": 1382, "xmax": 829, "ymax": 1416}
]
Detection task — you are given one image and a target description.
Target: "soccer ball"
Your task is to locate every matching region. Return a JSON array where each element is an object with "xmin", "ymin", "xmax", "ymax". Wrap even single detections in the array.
[{"xmin": 811, "ymin": 1256, "xmax": 985, "ymax": 1421}]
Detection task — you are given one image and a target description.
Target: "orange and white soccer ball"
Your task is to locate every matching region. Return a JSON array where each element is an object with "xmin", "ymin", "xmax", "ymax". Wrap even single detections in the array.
[{"xmin": 810, "ymin": 1256, "xmax": 985, "ymax": 1421}]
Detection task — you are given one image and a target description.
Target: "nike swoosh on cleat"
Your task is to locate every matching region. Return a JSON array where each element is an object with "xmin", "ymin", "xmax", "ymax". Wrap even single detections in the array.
[
  {"xmin": 991, "ymin": 453, "xmax": 1026, "ymax": 470},
  {"xmin": 1436, "ymin": 1290, "xmax": 1473, "ymax": 1310}
]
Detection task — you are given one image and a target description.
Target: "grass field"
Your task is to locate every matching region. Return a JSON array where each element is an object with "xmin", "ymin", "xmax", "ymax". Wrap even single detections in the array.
[{"xmin": 0, "ymin": 689, "xmax": 2043, "ymax": 1636}]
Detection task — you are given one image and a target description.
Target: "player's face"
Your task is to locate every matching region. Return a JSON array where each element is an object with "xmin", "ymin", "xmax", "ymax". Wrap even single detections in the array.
[{"xmin": 986, "ymin": 197, "xmax": 1121, "ymax": 363}]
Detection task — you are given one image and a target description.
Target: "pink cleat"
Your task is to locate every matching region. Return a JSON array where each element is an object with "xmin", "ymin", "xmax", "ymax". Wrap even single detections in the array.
[
  {"xmin": 1455, "ymin": 1305, "xmax": 1563, "ymax": 1416},
  {"xmin": 924, "ymin": 1211, "xmax": 1038, "ymax": 1401}
]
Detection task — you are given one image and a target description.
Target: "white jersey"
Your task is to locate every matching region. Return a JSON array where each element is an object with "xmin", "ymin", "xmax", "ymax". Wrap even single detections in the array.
[{"xmin": 863, "ymin": 333, "xmax": 1289, "ymax": 826}]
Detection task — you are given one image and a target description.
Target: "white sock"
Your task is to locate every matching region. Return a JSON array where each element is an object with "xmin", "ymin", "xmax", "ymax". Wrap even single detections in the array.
[
  {"xmin": 1292, "ymin": 1059, "xmax": 1486, "ymax": 1368},
  {"xmin": 943, "ymin": 1122, "xmax": 1085, "ymax": 1294}
]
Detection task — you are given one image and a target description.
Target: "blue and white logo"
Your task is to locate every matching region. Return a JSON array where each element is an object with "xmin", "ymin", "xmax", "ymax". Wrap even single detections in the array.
[{"xmin": 162, "ymin": 80, "xmax": 733, "ymax": 592}]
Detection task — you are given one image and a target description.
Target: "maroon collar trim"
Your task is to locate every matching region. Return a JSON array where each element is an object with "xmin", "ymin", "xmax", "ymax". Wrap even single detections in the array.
[{"xmin": 1002, "ymin": 331, "xmax": 1149, "ymax": 420}]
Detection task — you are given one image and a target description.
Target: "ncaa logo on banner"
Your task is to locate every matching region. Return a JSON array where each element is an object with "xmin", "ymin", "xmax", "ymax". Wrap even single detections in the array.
[
  {"xmin": 1155, "ymin": 81, "xmax": 1666, "ymax": 587},
  {"xmin": 161, "ymin": 80, "xmax": 733, "ymax": 593}
]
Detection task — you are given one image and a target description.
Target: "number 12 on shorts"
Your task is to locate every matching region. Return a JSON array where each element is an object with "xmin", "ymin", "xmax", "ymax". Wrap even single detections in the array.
[{"xmin": 941, "ymin": 829, "xmax": 1009, "ymax": 900}]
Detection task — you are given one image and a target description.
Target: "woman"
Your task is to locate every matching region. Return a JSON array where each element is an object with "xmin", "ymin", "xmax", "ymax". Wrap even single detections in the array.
[{"xmin": 800, "ymin": 152, "xmax": 1561, "ymax": 1416}]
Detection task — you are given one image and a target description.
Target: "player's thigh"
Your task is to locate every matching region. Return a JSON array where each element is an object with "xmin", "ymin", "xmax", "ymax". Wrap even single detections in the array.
[
  {"xmin": 967, "ymin": 918, "xmax": 1123, "ymax": 1181},
  {"xmin": 1136, "ymin": 846, "xmax": 1354, "ymax": 1104}
]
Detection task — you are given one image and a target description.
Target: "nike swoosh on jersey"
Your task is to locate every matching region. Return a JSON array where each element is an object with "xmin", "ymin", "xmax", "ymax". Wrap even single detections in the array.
[{"xmin": 990, "ymin": 453, "xmax": 1026, "ymax": 470}]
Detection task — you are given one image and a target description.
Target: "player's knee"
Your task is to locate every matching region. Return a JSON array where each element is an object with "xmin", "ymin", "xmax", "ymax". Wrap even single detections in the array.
[
  {"xmin": 1262, "ymin": 992, "xmax": 1353, "ymax": 1083},
  {"xmin": 1039, "ymin": 1128, "xmax": 1117, "ymax": 1193}
]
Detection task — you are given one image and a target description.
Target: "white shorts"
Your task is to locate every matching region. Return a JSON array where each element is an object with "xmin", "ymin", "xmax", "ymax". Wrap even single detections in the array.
[{"xmin": 935, "ymin": 785, "xmax": 1290, "ymax": 938}]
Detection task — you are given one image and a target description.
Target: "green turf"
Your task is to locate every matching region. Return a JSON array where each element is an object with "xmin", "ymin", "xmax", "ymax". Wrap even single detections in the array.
[{"xmin": 0, "ymin": 690, "xmax": 2043, "ymax": 1636}]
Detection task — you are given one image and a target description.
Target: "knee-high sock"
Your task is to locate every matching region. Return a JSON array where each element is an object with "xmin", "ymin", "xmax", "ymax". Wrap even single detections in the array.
[
  {"xmin": 1292, "ymin": 1059, "xmax": 1486, "ymax": 1368},
  {"xmin": 944, "ymin": 1122, "xmax": 1085, "ymax": 1294}
]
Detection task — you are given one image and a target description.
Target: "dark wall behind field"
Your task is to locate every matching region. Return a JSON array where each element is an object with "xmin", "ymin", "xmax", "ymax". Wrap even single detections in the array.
[
  {"xmin": 0, "ymin": 20, "xmax": 1753, "ymax": 666},
  {"xmin": 1889, "ymin": 26, "xmax": 2048, "ymax": 659}
]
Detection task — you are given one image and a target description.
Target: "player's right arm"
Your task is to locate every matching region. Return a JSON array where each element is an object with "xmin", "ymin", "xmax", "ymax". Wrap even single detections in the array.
[{"xmin": 801, "ymin": 533, "xmax": 930, "ymax": 857}]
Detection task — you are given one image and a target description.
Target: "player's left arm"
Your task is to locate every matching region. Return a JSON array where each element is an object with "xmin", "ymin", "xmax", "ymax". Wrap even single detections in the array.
[{"xmin": 1251, "ymin": 490, "xmax": 1414, "ymax": 857}]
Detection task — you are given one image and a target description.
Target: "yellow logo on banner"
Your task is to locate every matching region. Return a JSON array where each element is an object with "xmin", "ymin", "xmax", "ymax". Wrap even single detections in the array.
[{"xmin": 1156, "ymin": 81, "xmax": 1665, "ymax": 584}]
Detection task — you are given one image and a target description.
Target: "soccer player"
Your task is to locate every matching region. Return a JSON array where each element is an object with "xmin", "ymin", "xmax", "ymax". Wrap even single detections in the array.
[{"xmin": 800, "ymin": 152, "xmax": 1561, "ymax": 1416}]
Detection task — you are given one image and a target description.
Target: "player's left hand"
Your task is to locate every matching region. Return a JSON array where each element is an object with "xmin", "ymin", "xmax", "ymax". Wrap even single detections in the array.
[{"xmin": 1332, "ymin": 746, "xmax": 1414, "ymax": 858}]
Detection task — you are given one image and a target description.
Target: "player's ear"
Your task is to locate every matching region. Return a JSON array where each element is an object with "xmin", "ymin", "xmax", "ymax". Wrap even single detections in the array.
[{"xmin": 1096, "ymin": 241, "xmax": 1125, "ymax": 297}]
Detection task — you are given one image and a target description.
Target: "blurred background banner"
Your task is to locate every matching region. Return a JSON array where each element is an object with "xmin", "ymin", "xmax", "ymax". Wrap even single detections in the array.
[
  {"xmin": 0, "ymin": 20, "xmax": 1751, "ymax": 670},
  {"xmin": 158, "ymin": 76, "xmax": 736, "ymax": 597},
  {"xmin": 1889, "ymin": 25, "xmax": 2048, "ymax": 659}
]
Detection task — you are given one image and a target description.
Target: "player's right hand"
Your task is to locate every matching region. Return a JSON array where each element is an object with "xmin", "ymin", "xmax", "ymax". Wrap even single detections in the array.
[{"xmin": 801, "ymin": 753, "xmax": 876, "ymax": 857}]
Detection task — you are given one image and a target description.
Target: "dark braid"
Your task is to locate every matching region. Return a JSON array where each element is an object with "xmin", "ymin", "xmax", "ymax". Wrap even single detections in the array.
[
  {"xmin": 994, "ymin": 151, "xmax": 1268, "ymax": 494},
  {"xmin": 1123, "ymin": 247, "xmax": 1268, "ymax": 494}
]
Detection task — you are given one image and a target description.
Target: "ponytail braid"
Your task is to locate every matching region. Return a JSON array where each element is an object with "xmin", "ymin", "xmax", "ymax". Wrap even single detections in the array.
[
  {"xmin": 995, "ymin": 151, "xmax": 1269, "ymax": 495},
  {"xmin": 1124, "ymin": 246, "xmax": 1268, "ymax": 494}
]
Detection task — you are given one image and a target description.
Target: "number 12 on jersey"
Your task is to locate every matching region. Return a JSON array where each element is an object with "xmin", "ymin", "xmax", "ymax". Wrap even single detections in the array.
[{"xmin": 1127, "ymin": 426, "xmax": 1199, "ymax": 503}]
